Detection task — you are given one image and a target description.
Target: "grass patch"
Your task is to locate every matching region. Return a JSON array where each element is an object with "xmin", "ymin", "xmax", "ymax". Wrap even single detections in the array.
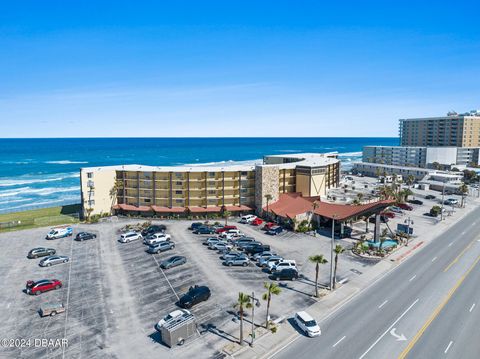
[{"xmin": 0, "ymin": 204, "xmax": 81, "ymax": 232}]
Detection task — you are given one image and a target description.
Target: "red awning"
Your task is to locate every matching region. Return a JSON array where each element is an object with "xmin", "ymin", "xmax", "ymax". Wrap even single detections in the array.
[
  {"xmin": 224, "ymin": 205, "xmax": 253, "ymax": 212},
  {"xmin": 113, "ymin": 203, "xmax": 151, "ymax": 212},
  {"xmin": 151, "ymin": 206, "xmax": 186, "ymax": 213},
  {"xmin": 188, "ymin": 206, "xmax": 223, "ymax": 213}
]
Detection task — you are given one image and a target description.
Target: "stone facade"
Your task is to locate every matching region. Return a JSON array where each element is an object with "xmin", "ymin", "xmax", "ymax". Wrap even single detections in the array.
[{"xmin": 254, "ymin": 165, "xmax": 280, "ymax": 213}]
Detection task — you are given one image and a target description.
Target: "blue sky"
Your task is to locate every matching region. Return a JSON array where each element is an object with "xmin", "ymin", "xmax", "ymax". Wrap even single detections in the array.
[{"xmin": 0, "ymin": 1, "xmax": 479, "ymax": 137}]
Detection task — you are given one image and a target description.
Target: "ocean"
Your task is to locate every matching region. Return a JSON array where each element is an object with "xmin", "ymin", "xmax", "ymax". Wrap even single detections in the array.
[{"xmin": 0, "ymin": 137, "xmax": 398, "ymax": 214}]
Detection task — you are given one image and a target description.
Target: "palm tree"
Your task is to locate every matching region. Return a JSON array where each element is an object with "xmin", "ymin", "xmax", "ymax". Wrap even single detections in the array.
[
  {"xmin": 264, "ymin": 194, "xmax": 273, "ymax": 219},
  {"xmin": 459, "ymin": 183, "xmax": 468, "ymax": 208},
  {"xmin": 109, "ymin": 181, "xmax": 119, "ymax": 210},
  {"xmin": 262, "ymin": 282, "xmax": 281, "ymax": 330},
  {"xmin": 406, "ymin": 175, "xmax": 415, "ymax": 189},
  {"xmin": 308, "ymin": 254, "xmax": 328, "ymax": 296},
  {"xmin": 311, "ymin": 200, "xmax": 320, "ymax": 233},
  {"xmin": 234, "ymin": 292, "xmax": 252, "ymax": 345},
  {"xmin": 222, "ymin": 210, "xmax": 232, "ymax": 226},
  {"xmin": 356, "ymin": 193, "xmax": 364, "ymax": 203},
  {"xmin": 333, "ymin": 245, "xmax": 345, "ymax": 289}
]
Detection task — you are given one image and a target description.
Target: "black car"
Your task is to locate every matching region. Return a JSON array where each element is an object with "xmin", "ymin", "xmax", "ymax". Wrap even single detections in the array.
[
  {"xmin": 27, "ymin": 247, "xmax": 56, "ymax": 259},
  {"xmin": 189, "ymin": 222, "xmax": 203, "ymax": 230},
  {"xmin": 178, "ymin": 285, "xmax": 211, "ymax": 309},
  {"xmin": 408, "ymin": 199, "xmax": 423, "ymax": 205},
  {"xmin": 425, "ymin": 195, "xmax": 436, "ymax": 200},
  {"xmin": 243, "ymin": 244, "xmax": 271, "ymax": 256},
  {"xmin": 141, "ymin": 224, "xmax": 167, "ymax": 237},
  {"xmin": 369, "ymin": 215, "xmax": 389, "ymax": 223},
  {"xmin": 193, "ymin": 226, "xmax": 215, "ymax": 234},
  {"xmin": 75, "ymin": 232, "xmax": 97, "ymax": 241},
  {"xmin": 271, "ymin": 268, "xmax": 299, "ymax": 281},
  {"xmin": 160, "ymin": 256, "xmax": 187, "ymax": 269}
]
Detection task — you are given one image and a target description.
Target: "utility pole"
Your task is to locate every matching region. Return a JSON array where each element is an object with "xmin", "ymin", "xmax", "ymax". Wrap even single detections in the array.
[
  {"xmin": 404, "ymin": 217, "xmax": 414, "ymax": 246},
  {"xmin": 440, "ymin": 182, "xmax": 446, "ymax": 221},
  {"xmin": 248, "ymin": 292, "xmax": 261, "ymax": 347},
  {"xmin": 330, "ymin": 214, "xmax": 337, "ymax": 291}
]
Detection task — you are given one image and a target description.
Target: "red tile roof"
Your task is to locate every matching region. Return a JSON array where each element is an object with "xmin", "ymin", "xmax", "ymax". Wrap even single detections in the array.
[
  {"xmin": 188, "ymin": 206, "xmax": 223, "ymax": 213},
  {"xmin": 113, "ymin": 203, "xmax": 152, "ymax": 212},
  {"xmin": 265, "ymin": 193, "xmax": 394, "ymax": 221},
  {"xmin": 225, "ymin": 205, "xmax": 253, "ymax": 212},
  {"xmin": 151, "ymin": 206, "xmax": 186, "ymax": 213}
]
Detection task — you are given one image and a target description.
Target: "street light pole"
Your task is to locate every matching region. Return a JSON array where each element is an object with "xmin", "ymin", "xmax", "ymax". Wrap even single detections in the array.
[
  {"xmin": 440, "ymin": 182, "xmax": 446, "ymax": 221},
  {"xmin": 248, "ymin": 292, "xmax": 261, "ymax": 347},
  {"xmin": 330, "ymin": 215, "xmax": 336, "ymax": 291}
]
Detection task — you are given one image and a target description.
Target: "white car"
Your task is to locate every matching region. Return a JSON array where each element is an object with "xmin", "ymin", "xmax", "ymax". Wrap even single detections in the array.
[
  {"xmin": 294, "ymin": 311, "xmax": 321, "ymax": 337},
  {"xmin": 212, "ymin": 242, "xmax": 233, "ymax": 251},
  {"xmin": 119, "ymin": 232, "xmax": 142, "ymax": 243},
  {"xmin": 269, "ymin": 259, "xmax": 297, "ymax": 273},
  {"xmin": 155, "ymin": 309, "xmax": 191, "ymax": 331},
  {"xmin": 144, "ymin": 233, "xmax": 171, "ymax": 245},
  {"xmin": 240, "ymin": 215, "xmax": 257, "ymax": 224}
]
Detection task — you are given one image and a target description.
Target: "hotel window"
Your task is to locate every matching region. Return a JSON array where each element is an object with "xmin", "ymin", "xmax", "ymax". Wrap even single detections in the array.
[
  {"xmin": 208, "ymin": 199, "xmax": 216, "ymax": 204},
  {"xmin": 175, "ymin": 199, "xmax": 183, "ymax": 204},
  {"xmin": 208, "ymin": 181, "xmax": 215, "ymax": 186},
  {"xmin": 208, "ymin": 190, "xmax": 216, "ymax": 195},
  {"xmin": 88, "ymin": 200, "xmax": 95, "ymax": 206},
  {"xmin": 174, "ymin": 173, "xmax": 182, "ymax": 178},
  {"xmin": 208, "ymin": 172, "xmax": 216, "ymax": 177},
  {"xmin": 144, "ymin": 198, "xmax": 151, "ymax": 203},
  {"xmin": 175, "ymin": 190, "xmax": 182, "ymax": 195},
  {"xmin": 87, "ymin": 172, "xmax": 93, "ymax": 179},
  {"xmin": 241, "ymin": 171, "xmax": 248, "ymax": 176},
  {"xmin": 176, "ymin": 181, "xmax": 182, "ymax": 185}
]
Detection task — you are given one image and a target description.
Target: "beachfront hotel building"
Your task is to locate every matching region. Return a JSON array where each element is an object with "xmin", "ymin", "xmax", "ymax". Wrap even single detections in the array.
[
  {"xmin": 399, "ymin": 111, "xmax": 480, "ymax": 147},
  {"xmin": 80, "ymin": 153, "xmax": 340, "ymax": 217}
]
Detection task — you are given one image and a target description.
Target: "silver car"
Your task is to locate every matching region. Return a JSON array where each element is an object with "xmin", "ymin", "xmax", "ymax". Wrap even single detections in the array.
[
  {"xmin": 160, "ymin": 256, "xmax": 187, "ymax": 269},
  {"xmin": 259, "ymin": 255, "xmax": 283, "ymax": 267},
  {"xmin": 223, "ymin": 255, "xmax": 249, "ymax": 267},
  {"xmin": 39, "ymin": 255, "xmax": 70, "ymax": 267}
]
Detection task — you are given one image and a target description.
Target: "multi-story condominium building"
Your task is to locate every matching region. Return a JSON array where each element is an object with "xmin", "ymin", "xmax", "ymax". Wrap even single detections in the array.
[
  {"xmin": 80, "ymin": 153, "xmax": 340, "ymax": 217},
  {"xmin": 399, "ymin": 110, "xmax": 480, "ymax": 147},
  {"xmin": 363, "ymin": 146, "xmax": 480, "ymax": 169}
]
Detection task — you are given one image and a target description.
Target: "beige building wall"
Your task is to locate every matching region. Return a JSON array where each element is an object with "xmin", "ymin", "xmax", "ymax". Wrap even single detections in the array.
[
  {"xmin": 80, "ymin": 168, "xmax": 116, "ymax": 217},
  {"xmin": 296, "ymin": 173, "xmax": 327, "ymax": 197}
]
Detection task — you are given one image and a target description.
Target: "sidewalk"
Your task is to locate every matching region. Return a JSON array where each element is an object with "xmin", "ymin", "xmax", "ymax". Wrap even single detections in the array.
[{"xmin": 227, "ymin": 198, "xmax": 480, "ymax": 359}]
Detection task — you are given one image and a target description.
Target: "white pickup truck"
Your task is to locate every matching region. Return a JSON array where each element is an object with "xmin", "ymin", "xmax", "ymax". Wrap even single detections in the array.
[{"xmin": 46, "ymin": 227, "xmax": 73, "ymax": 240}]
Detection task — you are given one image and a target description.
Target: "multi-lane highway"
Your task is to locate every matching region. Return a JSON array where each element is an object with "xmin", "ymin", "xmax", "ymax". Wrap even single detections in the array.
[{"xmin": 273, "ymin": 206, "xmax": 480, "ymax": 359}]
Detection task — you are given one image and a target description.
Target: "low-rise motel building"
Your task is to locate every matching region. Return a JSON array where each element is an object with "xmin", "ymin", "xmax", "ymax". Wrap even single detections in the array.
[{"xmin": 79, "ymin": 153, "xmax": 341, "ymax": 218}]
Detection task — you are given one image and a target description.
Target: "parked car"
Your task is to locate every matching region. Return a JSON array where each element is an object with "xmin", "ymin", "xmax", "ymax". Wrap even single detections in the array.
[
  {"xmin": 178, "ymin": 285, "xmax": 211, "ymax": 309},
  {"xmin": 389, "ymin": 206, "xmax": 403, "ymax": 213},
  {"xmin": 39, "ymin": 302, "xmax": 65, "ymax": 317},
  {"xmin": 46, "ymin": 226, "xmax": 73, "ymax": 240},
  {"xmin": 267, "ymin": 226, "xmax": 284, "ymax": 235},
  {"xmin": 146, "ymin": 241, "xmax": 175, "ymax": 254},
  {"xmin": 160, "ymin": 256, "xmax": 187, "ymax": 269},
  {"xmin": 251, "ymin": 218, "xmax": 263, "ymax": 226},
  {"xmin": 211, "ymin": 242, "xmax": 233, "ymax": 251},
  {"xmin": 253, "ymin": 251, "xmax": 277, "ymax": 261},
  {"xmin": 144, "ymin": 233, "xmax": 171, "ymax": 245},
  {"xmin": 294, "ymin": 311, "xmax": 321, "ymax": 337},
  {"xmin": 397, "ymin": 203, "xmax": 413, "ymax": 211},
  {"xmin": 220, "ymin": 251, "xmax": 243, "ymax": 261},
  {"xmin": 444, "ymin": 198, "xmax": 459, "ymax": 205},
  {"xmin": 239, "ymin": 214, "xmax": 257, "ymax": 224},
  {"xmin": 408, "ymin": 199, "xmax": 424, "ymax": 205},
  {"xmin": 75, "ymin": 232, "xmax": 97, "ymax": 241},
  {"xmin": 26, "ymin": 279, "xmax": 62, "ymax": 295},
  {"xmin": 119, "ymin": 232, "xmax": 142, "ymax": 243},
  {"xmin": 234, "ymin": 237, "xmax": 256, "ymax": 246},
  {"xmin": 425, "ymin": 194, "xmax": 436, "ymax": 200},
  {"xmin": 271, "ymin": 268, "xmax": 299, "ymax": 281},
  {"xmin": 263, "ymin": 222, "xmax": 277, "ymax": 231},
  {"xmin": 270, "ymin": 259, "xmax": 297, "ymax": 273},
  {"xmin": 141, "ymin": 224, "xmax": 166, "ymax": 237},
  {"xmin": 27, "ymin": 247, "xmax": 56, "ymax": 259},
  {"xmin": 369, "ymin": 215, "xmax": 389, "ymax": 223},
  {"xmin": 236, "ymin": 240, "xmax": 263, "ymax": 250},
  {"xmin": 380, "ymin": 211, "xmax": 395, "ymax": 219},
  {"xmin": 39, "ymin": 255, "xmax": 70, "ymax": 267},
  {"xmin": 189, "ymin": 222, "xmax": 203, "ymax": 231},
  {"xmin": 193, "ymin": 226, "xmax": 215, "ymax": 235},
  {"xmin": 243, "ymin": 244, "xmax": 271, "ymax": 256},
  {"xmin": 223, "ymin": 254, "xmax": 250, "ymax": 267},
  {"xmin": 215, "ymin": 225, "xmax": 237, "ymax": 234},
  {"xmin": 155, "ymin": 309, "xmax": 191, "ymax": 331},
  {"xmin": 259, "ymin": 255, "xmax": 283, "ymax": 267},
  {"xmin": 204, "ymin": 237, "xmax": 222, "ymax": 246}
]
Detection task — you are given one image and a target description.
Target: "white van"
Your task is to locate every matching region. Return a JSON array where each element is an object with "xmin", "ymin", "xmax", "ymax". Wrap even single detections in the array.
[
  {"xmin": 144, "ymin": 233, "xmax": 171, "ymax": 245},
  {"xmin": 46, "ymin": 226, "xmax": 73, "ymax": 240},
  {"xmin": 270, "ymin": 259, "xmax": 297, "ymax": 273},
  {"xmin": 240, "ymin": 215, "xmax": 257, "ymax": 224},
  {"xmin": 294, "ymin": 311, "xmax": 321, "ymax": 337},
  {"xmin": 119, "ymin": 232, "xmax": 142, "ymax": 243}
]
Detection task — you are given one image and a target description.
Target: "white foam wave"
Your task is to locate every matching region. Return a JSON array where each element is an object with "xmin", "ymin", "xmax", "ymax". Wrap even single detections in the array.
[
  {"xmin": 0, "ymin": 173, "xmax": 79, "ymax": 187},
  {"xmin": 0, "ymin": 198, "xmax": 31, "ymax": 205},
  {"xmin": 184, "ymin": 159, "xmax": 262, "ymax": 167},
  {"xmin": 0, "ymin": 196, "xmax": 79, "ymax": 212},
  {"xmin": 336, "ymin": 151, "xmax": 362, "ymax": 157},
  {"xmin": 0, "ymin": 186, "xmax": 78, "ymax": 198},
  {"xmin": 45, "ymin": 160, "xmax": 89, "ymax": 165}
]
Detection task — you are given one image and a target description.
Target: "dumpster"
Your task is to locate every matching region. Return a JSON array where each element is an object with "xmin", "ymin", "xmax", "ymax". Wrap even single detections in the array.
[{"xmin": 160, "ymin": 313, "xmax": 197, "ymax": 348}]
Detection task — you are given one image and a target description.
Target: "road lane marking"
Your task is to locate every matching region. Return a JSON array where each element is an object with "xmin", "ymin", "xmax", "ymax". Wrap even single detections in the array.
[
  {"xmin": 332, "ymin": 336, "xmax": 346, "ymax": 348},
  {"xmin": 444, "ymin": 341, "xmax": 453, "ymax": 353},
  {"xmin": 359, "ymin": 298, "xmax": 419, "ymax": 359},
  {"xmin": 432, "ymin": 257, "xmax": 437, "ymax": 262},
  {"xmin": 152, "ymin": 255, "xmax": 180, "ymax": 300},
  {"xmin": 448, "ymin": 242, "xmax": 453, "ymax": 247},
  {"xmin": 469, "ymin": 303, "xmax": 476, "ymax": 312},
  {"xmin": 444, "ymin": 239, "xmax": 475, "ymax": 272},
  {"xmin": 398, "ymin": 255, "xmax": 480, "ymax": 359},
  {"xmin": 409, "ymin": 275, "xmax": 416, "ymax": 282},
  {"xmin": 378, "ymin": 300, "xmax": 388, "ymax": 309}
]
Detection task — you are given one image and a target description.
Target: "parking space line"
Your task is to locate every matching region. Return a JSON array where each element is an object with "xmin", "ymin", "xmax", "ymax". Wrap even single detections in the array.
[
  {"xmin": 152, "ymin": 255, "xmax": 180, "ymax": 300},
  {"xmin": 469, "ymin": 303, "xmax": 476, "ymax": 312},
  {"xmin": 332, "ymin": 336, "xmax": 346, "ymax": 348},
  {"xmin": 378, "ymin": 300, "xmax": 388, "ymax": 309},
  {"xmin": 409, "ymin": 275, "xmax": 416, "ymax": 282},
  {"xmin": 444, "ymin": 340, "xmax": 453, "ymax": 354}
]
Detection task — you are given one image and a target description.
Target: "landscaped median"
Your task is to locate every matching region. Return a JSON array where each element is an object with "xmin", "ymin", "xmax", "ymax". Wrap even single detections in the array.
[{"xmin": 0, "ymin": 204, "xmax": 80, "ymax": 232}]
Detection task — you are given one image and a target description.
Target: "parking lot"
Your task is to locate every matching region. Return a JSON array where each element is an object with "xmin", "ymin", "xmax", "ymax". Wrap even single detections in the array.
[{"xmin": 0, "ymin": 216, "xmax": 375, "ymax": 359}]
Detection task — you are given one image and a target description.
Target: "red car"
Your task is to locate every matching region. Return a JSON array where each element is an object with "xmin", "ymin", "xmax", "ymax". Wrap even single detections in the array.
[
  {"xmin": 263, "ymin": 222, "xmax": 276, "ymax": 231},
  {"xmin": 380, "ymin": 211, "xmax": 395, "ymax": 219},
  {"xmin": 251, "ymin": 218, "xmax": 264, "ymax": 226},
  {"xmin": 397, "ymin": 203, "xmax": 413, "ymax": 211},
  {"xmin": 26, "ymin": 279, "xmax": 62, "ymax": 295},
  {"xmin": 215, "ymin": 225, "xmax": 237, "ymax": 234}
]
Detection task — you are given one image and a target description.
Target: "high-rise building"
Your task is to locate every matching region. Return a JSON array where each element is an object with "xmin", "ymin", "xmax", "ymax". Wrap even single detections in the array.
[{"xmin": 399, "ymin": 111, "xmax": 480, "ymax": 147}]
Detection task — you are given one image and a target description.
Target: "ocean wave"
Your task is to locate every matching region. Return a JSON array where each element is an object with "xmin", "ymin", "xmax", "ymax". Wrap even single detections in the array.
[
  {"xmin": 0, "ymin": 186, "xmax": 79, "ymax": 198},
  {"xmin": 0, "ymin": 196, "xmax": 79, "ymax": 212},
  {"xmin": 336, "ymin": 151, "xmax": 363, "ymax": 157},
  {"xmin": 0, "ymin": 173, "xmax": 79, "ymax": 187},
  {"xmin": 0, "ymin": 198, "xmax": 32, "ymax": 205},
  {"xmin": 45, "ymin": 160, "xmax": 89, "ymax": 165},
  {"xmin": 184, "ymin": 159, "xmax": 262, "ymax": 167}
]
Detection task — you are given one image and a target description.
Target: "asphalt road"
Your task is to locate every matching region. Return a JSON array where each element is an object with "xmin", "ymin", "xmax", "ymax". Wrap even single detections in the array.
[{"xmin": 272, "ymin": 206, "xmax": 480, "ymax": 359}]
